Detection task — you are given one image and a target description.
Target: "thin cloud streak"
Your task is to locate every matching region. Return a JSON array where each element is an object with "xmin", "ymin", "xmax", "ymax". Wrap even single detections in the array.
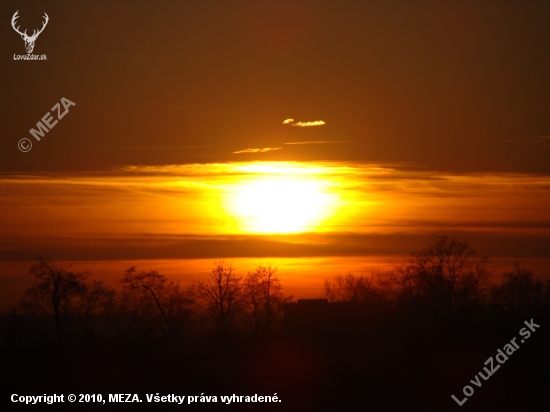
[
  {"xmin": 232, "ymin": 147, "xmax": 282, "ymax": 154},
  {"xmin": 2, "ymin": 231, "xmax": 550, "ymax": 262},
  {"xmin": 281, "ymin": 119, "xmax": 326, "ymax": 127},
  {"xmin": 293, "ymin": 120, "xmax": 325, "ymax": 127},
  {"xmin": 286, "ymin": 141, "xmax": 348, "ymax": 145}
]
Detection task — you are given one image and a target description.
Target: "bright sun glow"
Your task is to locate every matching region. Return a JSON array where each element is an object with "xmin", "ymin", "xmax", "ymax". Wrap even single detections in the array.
[{"xmin": 223, "ymin": 173, "xmax": 339, "ymax": 234}]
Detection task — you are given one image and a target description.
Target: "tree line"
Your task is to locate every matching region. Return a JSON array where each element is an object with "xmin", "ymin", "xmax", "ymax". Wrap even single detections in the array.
[
  {"xmin": 3, "ymin": 261, "xmax": 290, "ymax": 346},
  {"xmin": 2, "ymin": 236, "xmax": 549, "ymax": 347},
  {"xmin": 323, "ymin": 236, "xmax": 550, "ymax": 321}
]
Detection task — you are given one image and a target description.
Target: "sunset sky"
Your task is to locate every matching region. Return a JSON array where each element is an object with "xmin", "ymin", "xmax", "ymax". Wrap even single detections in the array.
[{"xmin": 1, "ymin": 0, "xmax": 550, "ymax": 307}]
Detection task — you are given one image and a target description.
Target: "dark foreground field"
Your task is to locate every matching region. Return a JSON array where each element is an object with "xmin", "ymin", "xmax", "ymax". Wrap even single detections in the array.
[{"xmin": 2, "ymin": 312, "xmax": 549, "ymax": 412}]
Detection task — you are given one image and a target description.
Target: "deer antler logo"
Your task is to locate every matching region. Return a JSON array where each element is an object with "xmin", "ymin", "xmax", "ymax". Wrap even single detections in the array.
[{"xmin": 11, "ymin": 11, "xmax": 49, "ymax": 54}]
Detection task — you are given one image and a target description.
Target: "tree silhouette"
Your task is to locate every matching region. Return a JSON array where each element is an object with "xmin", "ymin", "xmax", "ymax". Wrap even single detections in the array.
[
  {"xmin": 324, "ymin": 272, "xmax": 393, "ymax": 320},
  {"xmin": 390, "ymin": 236, "xmax": 490, "ymax": 316},
  {"xmin": 491, "ymin": 262, "xmax": 544, "ymax": 312},
  {"xmin": 192, "ymin": 262, "xmax": 242, "ymax": 339},
  {"xmin": 22, "ymin": 258, "xmax": 89, "ymax": 344},
  {"xmin": 120, "ymin": 267, "xmax": 194, "ymax": 339},
  {"xmin": 324, "ymin": 272, "xmax": 377, "ymax": 303},
  {"xmin": 75, "ymin": 280, "xmax": 117, "ymax": 341},
  {"xmin": 243, "ymin": 265, "xmax": 290, "ymax": 334}
]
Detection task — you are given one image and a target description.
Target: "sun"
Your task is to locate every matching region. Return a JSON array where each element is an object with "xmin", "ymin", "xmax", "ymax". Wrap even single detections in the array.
[{"xmin": 223, "ymin": 174, "xmax": 338, "ymax": 234}]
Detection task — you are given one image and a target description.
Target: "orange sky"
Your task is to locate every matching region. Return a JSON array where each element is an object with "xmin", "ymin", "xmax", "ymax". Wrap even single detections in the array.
[
  {"xmin": 1, "ymin": 162, "xmax": 549, "ymax": 245},
  {"xmin": 2, "ymin": 1, "xmax": 550, "ymax": 307},
  {"xmin": 1, "ymin": 161, "xmax": 549, "ymax": 307}
]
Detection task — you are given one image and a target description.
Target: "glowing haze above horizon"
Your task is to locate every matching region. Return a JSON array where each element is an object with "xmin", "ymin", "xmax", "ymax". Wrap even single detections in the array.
[{"xmin": 1, "ymin": 0, "xmax": 550, "ymax": 306}]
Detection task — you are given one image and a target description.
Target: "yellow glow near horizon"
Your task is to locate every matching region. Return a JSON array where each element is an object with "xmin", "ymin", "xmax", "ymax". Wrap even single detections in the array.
[
  {"xmin": 5, "ymin": 161, "xmax": 550, "ymax": 239},
  {"xmin": 223, "ymin": 172, "xmax": 340, "ymax": 234}
]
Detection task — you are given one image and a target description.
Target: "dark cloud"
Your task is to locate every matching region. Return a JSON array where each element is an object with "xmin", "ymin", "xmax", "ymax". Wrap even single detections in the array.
[{"xmin": 2, "ymin": 231, "xmax": 550, "ymax": 262}]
